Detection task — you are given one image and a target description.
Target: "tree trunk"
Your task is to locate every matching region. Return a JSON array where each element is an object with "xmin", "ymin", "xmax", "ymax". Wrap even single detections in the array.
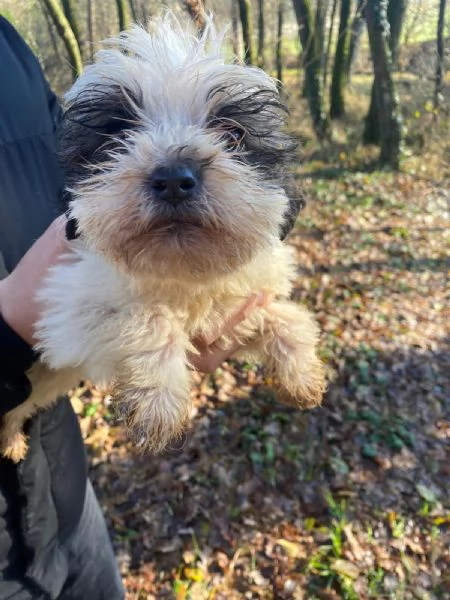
[
  {"xmin": 128, "ymin": 0, "xmax": 138, "ymax": 22},
  {"xmin": 183, "ymin": 0, "xmax": 206, "ymax": 34},
  {"xmin": 87, "ymin": 0, "xmax": 95, "ymax": 62},
  {"xmin": 364, "ymin": 0, "xmax": 407, "ymax": 139},
  {"xmin": 346, "ymin": 0, "xmax": 365, "ymax": 78},
  {"xmin": 387, "ymin": 0, "xmax": 407, "ymax": 68},
  {"xmin": 116, "ymin": 0, "xmax": 130, "ymax": 31},
  {"xmin": 38, "ymin": 0, "xmax": 61, "ymax": 61},
  {"xmin": 292, "ymin": 0, "xmax": 331, "ymax": 140},
  {"xmin": 257, "ymin": 0, "xmax": 265, "ymax": 68},
  {"xmin": 364, "ymin": 82, "xmax": 378, "ymax": 143},
  {"xmin": 231, "ymin": 0, "xmax": 240, "ymax": 56},
  {"xmin": 323, "ymin": 0, "xmax": 338, "ymax": 89},
  {"xmin": 40, "ymin": 0, "xmax": 83, "ymax": 80},
  {"xmin": 363, "ymin": 0, "xmax": 402, "ymax": 168},
  {"xmin": 237, "ymin": 0, "xmax": 254, "ymax": 64},
  {"xmin": 315, "ymin": 0, "xmax": 329, "ymax": 72},
  {"xmin": 315, "ymin": 0, "xmax": 327, "ymax": 46},
  {"xmin": 276, "ymin": 0, "xmax": 285, "ymax": 86},
  {"xmin": 434, "ymin": 0, "xmax": 447, "ymax": 111},
  {"xmin": 61, "ymin": 0, "xmax": 81, "ymax": 53},
  {"xmin": 330, "ymin": 0, "xmax": 352, "ymax": 118}
]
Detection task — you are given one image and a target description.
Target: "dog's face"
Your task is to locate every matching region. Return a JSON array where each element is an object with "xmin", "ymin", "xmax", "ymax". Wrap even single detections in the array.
[{"xmin": 60, "ymin": 15, "xmax": 302, "ymax": 282}]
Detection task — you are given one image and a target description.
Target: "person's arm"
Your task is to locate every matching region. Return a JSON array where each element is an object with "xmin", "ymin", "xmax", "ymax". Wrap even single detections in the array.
[{"xmin": 0, "ymin": 217, "xmax": 68, "ymax": 416}]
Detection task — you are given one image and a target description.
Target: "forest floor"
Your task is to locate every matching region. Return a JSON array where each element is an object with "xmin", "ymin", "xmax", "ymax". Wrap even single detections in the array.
[{"xmin": 72, "ymin": 81, "xmax": 450, "ymax": 599}]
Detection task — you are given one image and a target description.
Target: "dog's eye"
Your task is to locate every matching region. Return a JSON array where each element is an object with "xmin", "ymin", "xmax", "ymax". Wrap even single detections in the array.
[
  {"xmin": 221, "ymin": 127, "xmax": 246, "ymax": 151},
  {"xmin": 209, "ymin": 119, "xmax": 246, "ymax": 151},
  {"xmin": 100, "ymin": 115, "xmax": 135, "ymax": 137}
]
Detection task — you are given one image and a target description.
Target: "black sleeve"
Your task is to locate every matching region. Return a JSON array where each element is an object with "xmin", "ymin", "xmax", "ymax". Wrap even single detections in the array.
[
  {"xmin": 0, "ymin": 17, "xmax": 61, "ymax": 416},
  {"xmin": 43, "ymin": 72, "xmax": 63, "ymax": 133},
  {"xmin": 0, "ymin": 316, "xmax": 37, "ymax": 416}
]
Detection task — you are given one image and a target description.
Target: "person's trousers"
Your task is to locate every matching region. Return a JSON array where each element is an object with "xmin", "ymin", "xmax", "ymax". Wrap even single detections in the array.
[{"xmin": 0, "ymin": 481, "xmax": 124, "ymax": 600}]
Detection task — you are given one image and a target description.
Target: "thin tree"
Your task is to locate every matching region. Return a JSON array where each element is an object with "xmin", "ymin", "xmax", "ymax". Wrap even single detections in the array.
[
  {"xmin": 257, "ymin": 0, "xmax": 265, "ymax": 68},
  {"xmin": 38, "ymin": 0, "xmax": 61, "ymax": 61},
  {"xmin": 292, "ymin": 0, "xmax": 331, "ymax": 140},
  {"xmin": 128, "ymin": 0, "xmax": 139, "ymax": 22},
  {"xmin": 231, "ymin": 0, "xmax": 240, "ymax": 56},
  {"xmin": 364, "ymin": 0, "xmax": 402, "ymax": 168},
  {"xmin": 364, "ymin": 0, "xmax": 407, "ymax": 143},
  {"xmin": 87, "ymin": 0, "xmax": 95, "ymax": 62},
  {"xmin": 434, "ymin": 0, "xmax": 447, "ymax": 112},
  {"xmin": 330, "ymin": 0, "xmax": 353, "ymax": 118},
  {"xmin": 276, "ymin": 0, "xmax": 285, "ymax": 86},
  {"xmin": 387, "ymin": 0, "xmax": 408, "ymax": 68},
  {"xmin": 346, "ymin": 0, "xmax": 365, "ymax": 78},
  {"xmin": 315, "ymin": 0, "xmax": 329, "ymax": 72},
  {"xmin": 61, "ymin": 0, "xmax": 81, "ymax": 51},
  {"xmin": 323, "ymin": 0, "xmax": 338, "ymax": 89},
  {"xmin": 40, "ymin": 0, "xmax": 83, "ymax": 80},
  {"xmin": 116, "ymin": 0, "xmax": 130, "ymax": 31},
  {"xmin": 237, "ymin": 0, "xmax": 254, "ymax": 64}
]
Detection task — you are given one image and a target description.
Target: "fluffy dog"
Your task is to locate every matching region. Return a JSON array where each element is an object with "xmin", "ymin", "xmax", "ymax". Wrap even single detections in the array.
[{"xmin": 0, "ymin": 15, "xmax": 325, "ymax": 462}]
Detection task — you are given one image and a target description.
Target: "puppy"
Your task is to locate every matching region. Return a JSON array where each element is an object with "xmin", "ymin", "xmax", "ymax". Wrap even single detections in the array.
[{"xmin": 0, "ymin": 14, "xmax": 325, "ymax": 462}]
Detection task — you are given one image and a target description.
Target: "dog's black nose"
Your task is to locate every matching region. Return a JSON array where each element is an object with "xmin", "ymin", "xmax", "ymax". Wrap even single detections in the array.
[{"xmin": 150, "ymin": 165, "xmax": 199, "ymax": 204}]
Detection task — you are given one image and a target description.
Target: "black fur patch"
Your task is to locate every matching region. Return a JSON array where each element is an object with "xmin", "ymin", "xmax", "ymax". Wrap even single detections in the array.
[
  {"xmin": 207, "ymin": 85, "xmax": 304, "ymax": 239},
  {"xmin": 58, "ymin": 84, "xmax": 142, "ymax": 199}
]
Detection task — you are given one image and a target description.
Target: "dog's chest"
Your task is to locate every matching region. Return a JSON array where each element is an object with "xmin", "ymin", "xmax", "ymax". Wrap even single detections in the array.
[{"xmin": 135, "ymin": 286, "xmax": 227, "ymax": 338}]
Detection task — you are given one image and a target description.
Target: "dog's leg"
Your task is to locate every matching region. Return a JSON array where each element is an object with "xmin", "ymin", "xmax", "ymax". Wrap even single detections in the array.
[
  {"xmin": 241, "ymin": 300, "xmax": 326, "ymax": 408},
  {"xmin": 0, "ymin": 364, "xmax": 51, "ymax": 462},
  {"xmin": 0, "ymin": 401, "xmax": 35, "ymax": 462},
  {"xmin": 37, "ymin": 274, "xmax": 193, "ymax": 453},
  {"xmin": 0, "ymin": 365, "xmax": 79, "ymax": 462},
  {"xmin": 111, "ymin": 314, "xmax": 192, "ymax": 453}
]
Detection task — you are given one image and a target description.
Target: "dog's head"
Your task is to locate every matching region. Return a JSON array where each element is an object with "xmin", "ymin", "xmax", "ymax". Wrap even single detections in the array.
[{"xmin": 60, "ymin": 14, "xmax": 302, "ymax": 282}]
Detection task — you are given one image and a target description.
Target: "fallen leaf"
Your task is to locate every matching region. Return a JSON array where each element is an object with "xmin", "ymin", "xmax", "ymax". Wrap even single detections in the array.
[
  {"xmin": 276, "ymin": 538, "xmax": 307, "ymax": 559},
  {"xmin": 331, "ymin": 559, "xmax": 360, "ymax": 579}
]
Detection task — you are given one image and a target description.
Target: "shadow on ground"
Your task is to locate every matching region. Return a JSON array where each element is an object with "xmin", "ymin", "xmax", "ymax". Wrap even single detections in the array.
[{"xmin": 87, "ymin": 337, "xmax": 449, "ymax": 599}]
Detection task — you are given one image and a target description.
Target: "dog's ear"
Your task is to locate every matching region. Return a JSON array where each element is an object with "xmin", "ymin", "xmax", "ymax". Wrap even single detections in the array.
[{"xmin": 279, "ymin": 175, "xmax": 305, "ymax": 240}]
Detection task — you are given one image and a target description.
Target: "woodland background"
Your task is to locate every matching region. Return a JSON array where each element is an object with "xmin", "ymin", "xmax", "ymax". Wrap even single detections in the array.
[{"xmin": 0, "ymin": 0, "xmax": 449, "ymax": 598}]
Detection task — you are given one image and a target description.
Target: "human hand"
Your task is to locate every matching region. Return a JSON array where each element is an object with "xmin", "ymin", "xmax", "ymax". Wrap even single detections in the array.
[
  {"xmin": 188, "ymin": 291, "xmax": 272, "ymax": 373},
  {"xmin": 0, "ymin": 216, "xmax": 72, "ymax": 346}
]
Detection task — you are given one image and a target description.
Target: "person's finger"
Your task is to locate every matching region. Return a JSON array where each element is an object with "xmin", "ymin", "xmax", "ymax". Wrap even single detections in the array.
[
  {"xmin": 198, "ymin": 296, "xmax": 257, "ymax": 347},
  {"xmin": 188, "ymin": 337, "xmax": 243, "ymax": 372},
  {"xmin": 201, "ymin": 291, "xmax": 273, "ymax": 347}
]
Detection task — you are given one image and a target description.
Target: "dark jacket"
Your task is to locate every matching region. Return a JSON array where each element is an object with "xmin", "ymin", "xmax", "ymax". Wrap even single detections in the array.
[{"xmin": 0, "ymin": 17, "xmax": 87, "ymax": 598}]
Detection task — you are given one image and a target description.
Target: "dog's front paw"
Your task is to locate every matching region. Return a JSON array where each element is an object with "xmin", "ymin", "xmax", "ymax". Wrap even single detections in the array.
[
  {"xmin": 270, "ymin": 350, "xmax": 326, "ymax": 409},
  {"xmin": 0, "ymin": 431, "xmax": 29, "ymax": 463},
  {"xmin": 256, "ymin": 300, "xmax": 326, "ymax": 409},
  {"xmin": 114, "ymin": 385, "xmax": 192, "ymax": 453}
]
